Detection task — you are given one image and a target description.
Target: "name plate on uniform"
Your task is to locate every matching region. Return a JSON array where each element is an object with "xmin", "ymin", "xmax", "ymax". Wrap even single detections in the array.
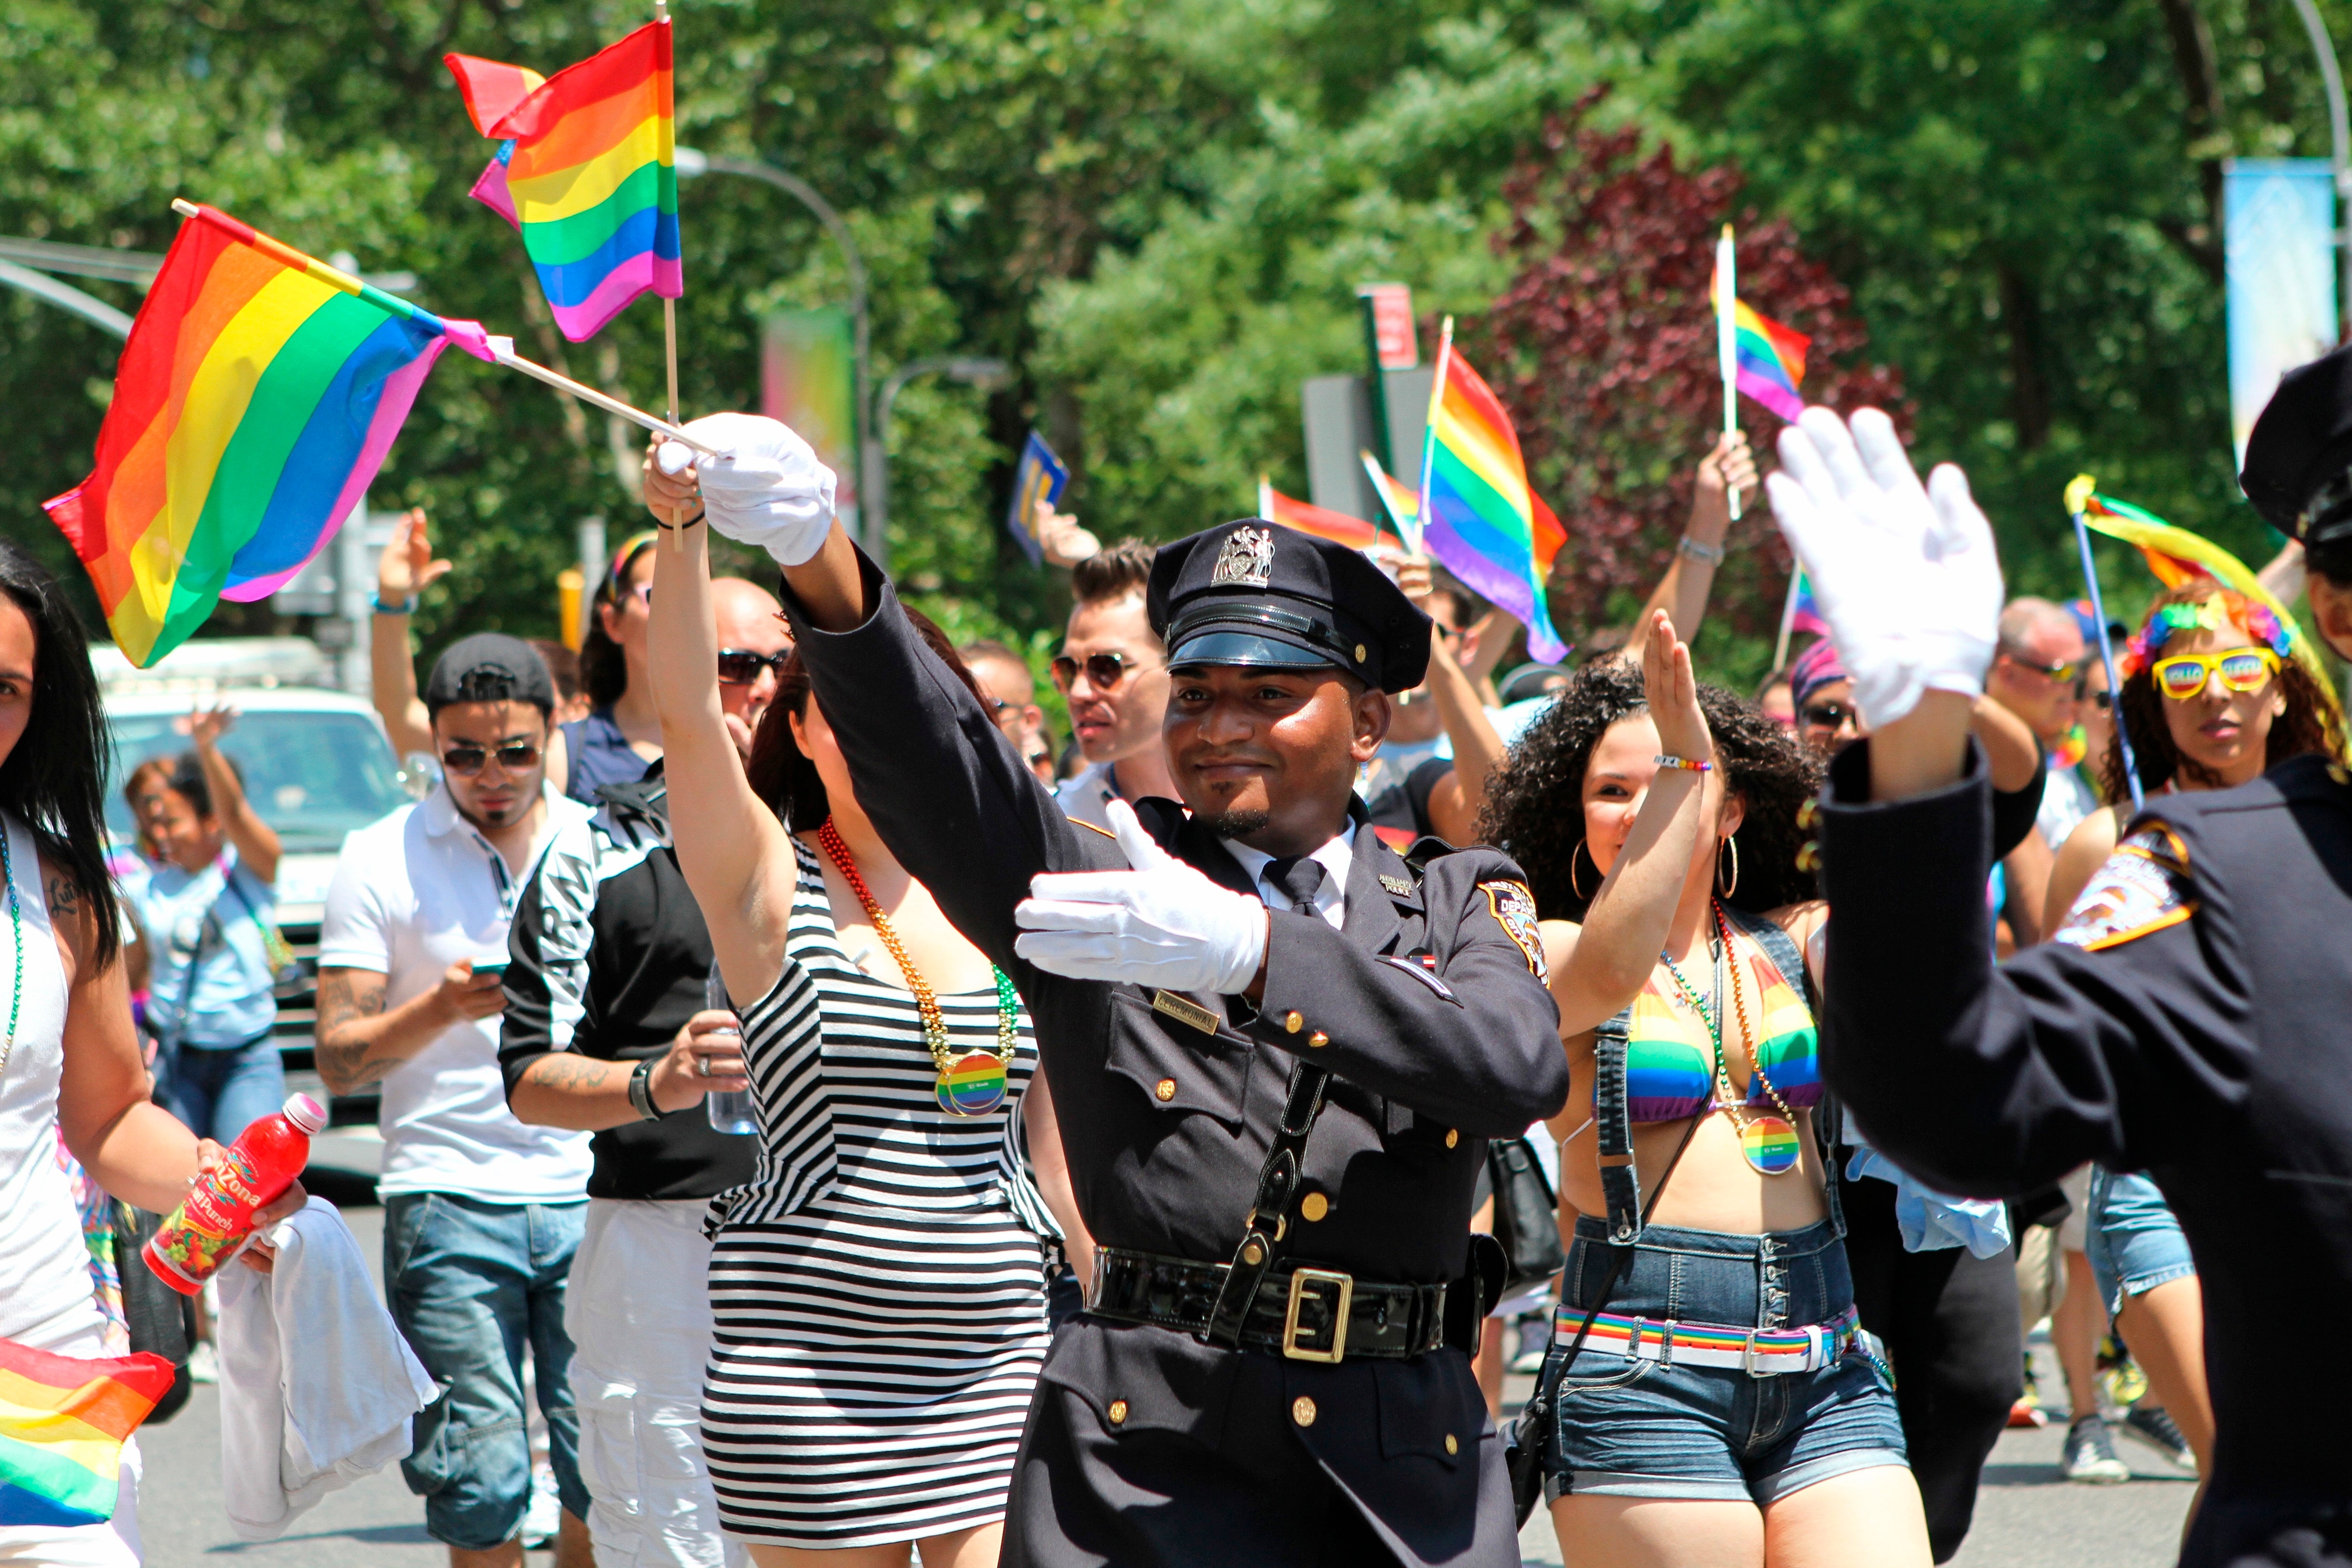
[{"xmin": 1150, "ymin": 989, "xmax": 1222, "ymax": 1035}]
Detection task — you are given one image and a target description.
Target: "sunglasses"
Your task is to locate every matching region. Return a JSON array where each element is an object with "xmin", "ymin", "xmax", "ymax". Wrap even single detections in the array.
[
  {"xmin": 2004, "ymin": 653, "xmax": 2088, "ymax": 695},
  {"xmin": 2151, "ymin": 647, "xmax": 2279, "ymax": 701},
  {"xmin": 716, "ymin": 648, "xmax": 790, "ymax": 685},
  {"xmin": 1050, "ymin": 651, "xmax": 1154, "ymax": 693},
  {"xmin": 1801, "ymin": 701, "xmax": 1860, "ymax": 732},
  {"xmin": 441, "ymin": 740, "xmax": 543, "ymax": 776}
]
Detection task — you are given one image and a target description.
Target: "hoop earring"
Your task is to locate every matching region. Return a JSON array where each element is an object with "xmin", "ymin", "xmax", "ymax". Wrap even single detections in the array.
[
  {"xmin": 1715, "ymin": 835, "xmax": 1740, "ymax": 898},
  {"xmin": 1570, "ymin": 838, "xmax": 1595, "ymax": 902}
]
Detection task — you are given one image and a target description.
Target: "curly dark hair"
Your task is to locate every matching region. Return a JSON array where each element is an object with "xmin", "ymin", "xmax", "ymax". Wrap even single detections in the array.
[
  {"xmin": 2101, "ymin": 578, "xmax": 2346, "ymax": 799},
  {"xmin": 747, "ymin": 605, "xmax": 982, "ymax": 831},
  {"xmin": 1476, "ymin": 658, "xmax": 1824, "ymax": 921}
]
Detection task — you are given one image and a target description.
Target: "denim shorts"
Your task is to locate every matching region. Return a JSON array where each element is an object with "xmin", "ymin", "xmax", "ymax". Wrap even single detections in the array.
[
  {"xmin": 385, "ymin": 1193, "xmax": 592, "ymax": 1550},
  {"xmin": 1539, "ymin": 1216, "xmax": 1908, "ymax": 1505},
  {"xmin": 2086, "ymin": 1167, "xmax": 2196, "ymax": 1317}
]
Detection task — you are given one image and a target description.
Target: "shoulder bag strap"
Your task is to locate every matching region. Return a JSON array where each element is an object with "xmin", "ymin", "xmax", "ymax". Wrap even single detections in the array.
[{"xmin": 1548, "ymin": 1107, "xmax": 1704, "ymax": 1377}]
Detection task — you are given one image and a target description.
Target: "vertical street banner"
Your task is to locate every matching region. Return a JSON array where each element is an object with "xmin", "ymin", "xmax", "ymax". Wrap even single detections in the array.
[
  {"xmin": 2225, "ymin": 159, "xmax": 2340, "ymax": 469},
  {"xmin": 1004, "ymin": 431, "xmax": 1068, "ymax": 564},
  {"xmin": 761, "ymin": 307, "xmax": 860, "ymax": 532}
]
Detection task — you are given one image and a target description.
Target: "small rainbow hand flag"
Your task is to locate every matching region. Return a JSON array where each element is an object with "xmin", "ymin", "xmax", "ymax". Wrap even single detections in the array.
[
  {"xmin": 1711, "ymin": 266, "xmax": 1809, "ymax": 422},
  {"xmin": 1418, "ymin": 320, "xmax": 1569, "ymax": 661},
  {"xmin": 1361, "ymin": 451, "xmax": 1421, "ymax": 550},
  {"xmin": 0, "ymin": 1339, "xmax": 173, "ymax": 1527},
  {"xmin": 446, "ymin": 20, "xmax": 680, "ymax": 343},
  {"xmin": 43, "ymin": 203, "xmax": 481, "ymax": 667},
  {"xmin": 1259, "ymin": 475, "xmax": 1379, "ymax": 549}
]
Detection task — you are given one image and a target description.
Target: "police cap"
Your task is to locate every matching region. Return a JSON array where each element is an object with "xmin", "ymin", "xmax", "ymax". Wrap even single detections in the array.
[
  {"xmin": 1146, "ymin": 521, "xmax": 1431, "ymax": 694},
  {"xmin": 2241, "ymin": 341, "xmax": 2352, "ymax": 549}
]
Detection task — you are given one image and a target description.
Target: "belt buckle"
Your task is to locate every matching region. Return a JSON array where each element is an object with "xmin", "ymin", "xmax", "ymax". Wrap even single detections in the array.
[
  {"xmin": 1742, "ymin": 1329, "xmax": 1769, "ymax": 1378},
  {"xmin": 1282, "ymin": 1268, "xmax": 1354, "ymax": 1364}
]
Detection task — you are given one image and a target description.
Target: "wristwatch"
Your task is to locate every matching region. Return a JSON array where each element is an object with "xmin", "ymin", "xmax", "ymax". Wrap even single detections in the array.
[
  {"xmin": 1675, "ymin": 535, "xmax": 1727, "ymax": 565},
  {"xmin": 627, "ymin": 1056, "xmax": 663, "ymax": 1121},
  {"xmin": 370, "ymin": 593, "xmax": 419, "ymax": 615}
]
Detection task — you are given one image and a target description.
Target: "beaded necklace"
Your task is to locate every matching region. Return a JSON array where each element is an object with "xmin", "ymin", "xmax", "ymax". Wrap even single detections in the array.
[
  {"xmin": 816, "ymin": 818, "xmax": 1018, "ymax": 1117},
  {"xmin": 0, "ymin": 828, "xmax": 19, "ymax": 1078},
  {"xmin": 1658, "ymin": 900, "xmax": 1801, "ymax": 1176}
]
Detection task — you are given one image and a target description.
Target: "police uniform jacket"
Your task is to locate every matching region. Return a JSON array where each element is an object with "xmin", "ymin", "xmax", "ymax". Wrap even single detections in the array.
[
  {"xmin": 780, "ymin": 550, "xmax": 1569, "ymax": 1568},
  {"xmin": 1816, "ymin": 740, "xmax": 2352, "ymax": 1568}
]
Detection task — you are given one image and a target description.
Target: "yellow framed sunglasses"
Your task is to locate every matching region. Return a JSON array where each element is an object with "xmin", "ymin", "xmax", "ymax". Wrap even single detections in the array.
[{"xmin": 2151, "ymin": 646, "xmax": 2279, "ymax": 701}]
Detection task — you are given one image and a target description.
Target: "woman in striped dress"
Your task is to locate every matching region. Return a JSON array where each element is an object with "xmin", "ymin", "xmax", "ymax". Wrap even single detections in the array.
[{"xmin": 647, "ymin": 515, "xmax": 1081, "ymax": 1567}]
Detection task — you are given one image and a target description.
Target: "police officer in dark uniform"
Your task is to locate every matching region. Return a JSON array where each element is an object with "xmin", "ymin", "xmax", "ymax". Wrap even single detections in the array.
[
  {"xmin": 642, "ymin": 418, "xmax": 1567, "ymax": 1567},
  {"xmin": 1761, "ymin": 385, "xmax": 2352, "ymax": 1568}
]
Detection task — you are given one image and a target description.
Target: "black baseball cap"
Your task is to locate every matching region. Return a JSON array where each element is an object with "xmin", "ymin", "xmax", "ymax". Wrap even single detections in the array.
[
  {"xmin": 1145, "ymin": 520, "xmax": 1431, "ymax": 694},
  {"xmin": 2241, "ymin": 341, "xmax": 2352, "ymax": 550},
  {"xmin": 424, "ymin": 633, "xmax": 555, "ymax": 718}
]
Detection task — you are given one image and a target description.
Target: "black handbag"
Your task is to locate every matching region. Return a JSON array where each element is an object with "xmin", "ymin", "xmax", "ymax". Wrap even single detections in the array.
[
  {"xmin": 1504, "ymin": 1115, "xmax": 1701, "ymax": 1525},
  {"xmin": 1483, "ymin": 1135, "xmax": 1565, "ymax": 1298},
  {"xmin": 112, "ymin": 1200, "xmax": 194, "ymax": 1424}
]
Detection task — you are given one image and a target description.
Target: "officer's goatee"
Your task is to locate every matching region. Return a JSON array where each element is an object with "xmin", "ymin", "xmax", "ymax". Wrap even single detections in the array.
[{"xmin": 1202, "ymin": 806, "xmax": 1272, "ymax": 840}]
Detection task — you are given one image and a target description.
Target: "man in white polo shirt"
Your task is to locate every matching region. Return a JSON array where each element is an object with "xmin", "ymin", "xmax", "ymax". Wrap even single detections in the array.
[{"xmin": 315, "ymin": 634, "xmax": 595, "ymax": 1568}]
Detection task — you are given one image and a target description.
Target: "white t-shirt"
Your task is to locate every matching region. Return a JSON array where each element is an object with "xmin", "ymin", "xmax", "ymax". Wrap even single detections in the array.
[
  {"xmin": 2037, "ymin": 765, "xmax": 2101, "ymax": 857},
  {"xmin": 318, "ymin": 782, "xmax": 593, "ymax": 1203}
]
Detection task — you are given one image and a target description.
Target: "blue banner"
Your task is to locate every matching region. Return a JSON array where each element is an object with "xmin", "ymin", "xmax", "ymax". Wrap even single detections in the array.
[
  {"xmin": 1004, "ymin": 431, "xmax": 1068, "ymax": 565},
  {"xmin": 2226, "ymin": 159, "xmax": 2340, "ymax": 468}
]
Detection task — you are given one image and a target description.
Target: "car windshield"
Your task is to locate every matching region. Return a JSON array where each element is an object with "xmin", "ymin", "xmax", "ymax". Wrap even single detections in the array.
[{"xmin": 107, "ymin": 710, "xmax": 408, "ymax": 855}]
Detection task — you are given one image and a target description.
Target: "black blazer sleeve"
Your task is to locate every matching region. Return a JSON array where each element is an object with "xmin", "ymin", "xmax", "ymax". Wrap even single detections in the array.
[
  {"xmin": 779, "ymin": 548, "xmax": 1118, "ymax": 974},
  {"xmin": 1815, "ymin": 739, "xmax": 2257, "ymax": 1198}
]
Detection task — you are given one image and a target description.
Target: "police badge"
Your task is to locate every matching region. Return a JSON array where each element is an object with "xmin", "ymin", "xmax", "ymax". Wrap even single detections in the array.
[{"xmin": 1209, "ymin": 525, "xmax": 1276, "ymax": 588}]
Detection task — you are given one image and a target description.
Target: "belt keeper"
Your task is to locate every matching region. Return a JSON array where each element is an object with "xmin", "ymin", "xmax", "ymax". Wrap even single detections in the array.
[{"xmin": 1658, "ymin": 1319, "xmax": 1675, "ymax": 1369}]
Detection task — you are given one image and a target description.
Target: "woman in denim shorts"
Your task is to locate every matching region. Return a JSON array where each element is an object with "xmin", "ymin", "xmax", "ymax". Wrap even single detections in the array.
[
  {"xmin": 1479, "ymin": 627, "xmax": 1928, "ymax": 1564},
  {"xmin": 2036, "ymin": 577, "xmax": 2342, "ymax": 1491}
]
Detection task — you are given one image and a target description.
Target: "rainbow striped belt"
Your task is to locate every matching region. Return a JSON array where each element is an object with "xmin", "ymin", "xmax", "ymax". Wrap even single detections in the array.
[{"xmin": 1553, "ymin": 1303, "xmax": 1861, "ymax": 1377}]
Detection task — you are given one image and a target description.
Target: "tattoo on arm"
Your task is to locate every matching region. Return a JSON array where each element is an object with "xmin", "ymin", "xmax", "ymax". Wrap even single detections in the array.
[
  {"xmin": 521, "ymin": 1053, "xmax": 627, "ymax": 1096},
  {"xmin": 314, "ymin": 969, "xmax": 391, "ymax": 1093}
]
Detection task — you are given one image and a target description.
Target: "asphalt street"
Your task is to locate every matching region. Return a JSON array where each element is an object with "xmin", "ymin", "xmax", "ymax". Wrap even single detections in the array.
[{"xmin": 137, "ymin": 1146, "xmax": 2195, "ymax": 1568}]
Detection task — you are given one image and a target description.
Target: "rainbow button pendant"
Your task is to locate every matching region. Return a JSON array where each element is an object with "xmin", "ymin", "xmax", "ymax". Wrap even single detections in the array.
[
  {"xmin": 1739, "ymin": 1115, "xmax": 1801, "ymax": 1176},
  {"xmin": 936, "ymin": 1052, "xmax": 1008, "ymax": 1117}
]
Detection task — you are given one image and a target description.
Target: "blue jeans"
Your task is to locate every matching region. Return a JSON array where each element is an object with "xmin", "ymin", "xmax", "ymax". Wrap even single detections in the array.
[
  {"xmin": 384, "ymin": 1193, "xmax": 590, "ymax": 1551},
  {"xmin": 2086, "ymin": 1167, "xmax": 2197, "ymax": 1317},
  {"xmin": 157, "ymin": 1033, "xmax": 286, "ymax": 1143},
  {"xmin": 1540, "ymin": 1216, "xmax": 1908, "ymax": 1504}
]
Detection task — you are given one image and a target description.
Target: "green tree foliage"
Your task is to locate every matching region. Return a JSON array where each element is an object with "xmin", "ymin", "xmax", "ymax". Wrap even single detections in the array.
[{"xmin": 5, "ymin": 0, "xmax": 2344, "ymax": 685}]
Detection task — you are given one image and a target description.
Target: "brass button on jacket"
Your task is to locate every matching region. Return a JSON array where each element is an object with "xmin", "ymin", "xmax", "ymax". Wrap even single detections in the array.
[
  {"xmin": 1292, "ymin": 1396, "xmax": 1318, "ymax": 1427},
  {"xmin": 1107, "ymin": 1400, "xmax": 1129, "ymax": 1426},
  {"xmin": 1299, "ymin": 1192, "xmax": 1329, "ymax": 1222},
  {"xmin": 1154, "ymin": 1078, "xmax": 1177, "ymax": 1102}
]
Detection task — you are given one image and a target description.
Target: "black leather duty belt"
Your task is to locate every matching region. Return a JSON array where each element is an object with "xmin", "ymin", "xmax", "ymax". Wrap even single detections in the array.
[{"xmin": 1089, "ymin": 1246, "xmax": 1449, "ymax": 1363}]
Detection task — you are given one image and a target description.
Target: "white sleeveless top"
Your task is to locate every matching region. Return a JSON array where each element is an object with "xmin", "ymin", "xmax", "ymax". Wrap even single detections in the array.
[{"xmin": 0, "ymin": 812, "xmax": 108, "ymax": 1351}]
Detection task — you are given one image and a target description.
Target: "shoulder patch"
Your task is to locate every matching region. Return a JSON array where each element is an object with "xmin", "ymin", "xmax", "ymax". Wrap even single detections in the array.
[
  {"xmin": 1479, "ymin": 879, "xmax": 1548, "ymax": 983},
  {"xmin": 2053, "ymin": 825, "xmax": 2196, "ymax": 952}
]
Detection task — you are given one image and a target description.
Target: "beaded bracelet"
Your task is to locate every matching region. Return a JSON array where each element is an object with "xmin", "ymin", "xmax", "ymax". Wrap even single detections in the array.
[{"xmin": 1653, "ymin": 755, "xmax": 1713, "ymax": 772}]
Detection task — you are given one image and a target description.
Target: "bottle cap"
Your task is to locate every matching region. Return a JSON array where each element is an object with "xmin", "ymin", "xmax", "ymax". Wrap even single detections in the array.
[{"xmin": 282, "ymin": 1093, "xmax": 328, "ymax": 1135}]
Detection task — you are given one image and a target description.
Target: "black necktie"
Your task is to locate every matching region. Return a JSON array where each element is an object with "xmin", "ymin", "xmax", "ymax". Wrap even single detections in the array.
[{"xmin": 1264, "ymin": 855, "xmax": 1327, "ymax": 918}]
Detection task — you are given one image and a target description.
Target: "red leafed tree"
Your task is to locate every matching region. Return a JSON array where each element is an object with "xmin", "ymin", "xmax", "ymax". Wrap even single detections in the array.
[{"xmin": 1466, "ymin": 90, "xmax": 1909, "ymax": 647}]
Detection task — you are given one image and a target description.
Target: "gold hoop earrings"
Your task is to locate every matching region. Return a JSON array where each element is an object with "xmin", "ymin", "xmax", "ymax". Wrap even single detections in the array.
[
  {"xmin": 1571, "ymin": 838, "xmax": 1596, "ymax": 902},
  {"xmin": 1715, "ymin": 835, "xmax": 1740, "ymax": 898}
]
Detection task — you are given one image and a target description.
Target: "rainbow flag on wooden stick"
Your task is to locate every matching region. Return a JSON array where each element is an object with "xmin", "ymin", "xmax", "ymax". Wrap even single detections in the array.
[
  {"xmin": 1361, "ymin": 451, "xmax": 1422, "ymax": 551},
  {"xmin": 1259, "ymin": 475, "xmax": 1379, "ymax": 549},
  {"xmin": 1417, "ymin": 318, "xmax": 1568, "ymax": 661},
  {"xmin": 43, "ymin": 203, "xmax": 485, "ymax": 667},
  {"xmin": 0, "ymin": 1339, "xmax": 173, "ymax": 1527},
  {"xmin": 446, "ymin": 19, "xmax": 679, "ymax": 342},
  {"xmin": 1711, "ymin": 258, "xmax": 1809, "ymax": 422}
]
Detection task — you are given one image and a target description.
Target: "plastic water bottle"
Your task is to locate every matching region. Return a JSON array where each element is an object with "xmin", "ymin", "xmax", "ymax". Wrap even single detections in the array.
[
  {"xmin": 704, "ymin": 961, "xmax": 756, "ymax": 1135},
  {"xmin": 145, "ymin": 1092, "xmax": 327, "ymax": 1293}
]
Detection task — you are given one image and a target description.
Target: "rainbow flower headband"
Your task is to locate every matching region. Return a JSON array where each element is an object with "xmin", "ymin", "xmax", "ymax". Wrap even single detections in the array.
[{"xmin": 2120, "ymin": 590, "xmax": 2293, "ymax": 677}]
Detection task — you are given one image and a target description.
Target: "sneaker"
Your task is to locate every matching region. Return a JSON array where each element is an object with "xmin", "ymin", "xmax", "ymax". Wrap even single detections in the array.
[
  {"xmin": 186, "ymin": 1340, "xmax": 220, "ymax": 1386},
  {"xmin": 2061, "ymin": 1414, "xmax": 2132, "ymax": 1484},
  {"xmin": 2009, "ymin": 1357, "xmax": 2048, "ymax": 1426},
  {"xmin": 2120, "ymin": 1404, "xmax": 2197, "ymax": 1473},
  {"xmin": 520, "ymin": 1460, "xmax": 559, "ymax": 1548}
]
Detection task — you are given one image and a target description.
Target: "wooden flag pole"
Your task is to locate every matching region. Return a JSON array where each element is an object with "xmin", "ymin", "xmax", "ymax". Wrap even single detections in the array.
[
  {"xmin": 1716, "ymin": 223, "xmax": 1743, "ymax": 524},
  {"xmin": 656, "ymin": 0, "xmax": 686, "ymax": 548},
  {"xmin": 490, "ymin": 341, "xmax": 721, "ymax": 455}
]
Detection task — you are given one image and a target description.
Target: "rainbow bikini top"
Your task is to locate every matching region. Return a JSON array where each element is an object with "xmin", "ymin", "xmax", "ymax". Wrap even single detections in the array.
[{"xmin": 1616, "ymin": 924, "xmax": 1822, "ymax": 1124}]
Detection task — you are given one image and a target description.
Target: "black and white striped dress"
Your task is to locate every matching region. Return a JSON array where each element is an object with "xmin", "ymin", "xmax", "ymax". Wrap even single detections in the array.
[{"xmin": 701, "ymin": 839, "xmax": 1054, "ymax": 1548}]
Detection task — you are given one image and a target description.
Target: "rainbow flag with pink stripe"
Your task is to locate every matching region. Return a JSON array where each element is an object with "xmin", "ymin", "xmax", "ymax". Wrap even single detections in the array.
[
  {"xmin": 0, "ymin": 1339, "xmax": 173, "ymax": 1526},
  {"xmin": 1710, "ymin": 272, "xmax": 1810, "ymax": 422},
  {"xmin": 1260, "ymin": 475, "xmax": 1379, "ymax": 549},
  {"xmin": 446, "ymin": 20, "xmax": 680, "ymax": 343}
]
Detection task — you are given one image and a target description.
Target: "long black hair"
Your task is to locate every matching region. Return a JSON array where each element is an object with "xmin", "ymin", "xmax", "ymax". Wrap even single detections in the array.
[
  {"xmin": 0, "ymin": 541, "xmax": 120, "ymax": 965},
  {"xmin": 579, "ymin": 533, "xmax": 658, "ymax": 711},
  {"xmin": 1477, "ymin": 658, "xmax": 1823, "ymax": 922}
]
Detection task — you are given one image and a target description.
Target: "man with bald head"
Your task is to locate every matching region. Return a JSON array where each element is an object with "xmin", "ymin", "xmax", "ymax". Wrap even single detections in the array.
[
  {"xmin": 710, "ymin": 576, "xmax": 793, "ymax": 759},
  {"xmin": 1986, "ymin": 596, "xmax": 2096, "ymax": 851}
]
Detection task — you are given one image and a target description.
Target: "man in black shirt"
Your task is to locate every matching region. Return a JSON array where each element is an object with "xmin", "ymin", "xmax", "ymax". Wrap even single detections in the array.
[
  {"xmin": 1768, "ymin": 383, "xmax": 2352, "ymax": 1568},
  {"xmin": 501, "ymin": 765, "xmax": 755, "ymax": 1567}
]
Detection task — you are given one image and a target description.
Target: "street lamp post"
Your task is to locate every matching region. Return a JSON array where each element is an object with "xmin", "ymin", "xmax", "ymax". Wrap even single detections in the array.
[
  {"xmin": 2289, "ymin": 0, "xmax": 2352, "ymax": 337},
  {"xmin": 673, "ymin": 147, "xmax": 882, "ymax": 559},
  {"xmin": 868, "ymin": 357, "xmax": 1011, "ymax": 559}
]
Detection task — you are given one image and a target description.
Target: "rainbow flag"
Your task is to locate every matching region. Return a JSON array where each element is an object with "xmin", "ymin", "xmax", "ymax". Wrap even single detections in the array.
[
  {"xmin": 43, "ymin": 204, "xmax": 480, "ymax": 667},
  {"xmin": 446, "ymin": 20, "xmax": 679, "ymax": 343},
  {"xmin": 0, "ymin": 1339, "xmax": 173, "ymax": 1527},
  {"xmin": 1361, "ymin": 450, "xmax": 1421, "ymax": 549},
  {"xmin": 1259, "ymin": 475, "xmax": 1379, "ymax": 549},
  {"xmin": 1417, "ymin": 319, "xmax": 1568, "ymax": 661},
  {"xmin": 1712, "ymin": 269, "xmax": 1809, "ymax": 422}
]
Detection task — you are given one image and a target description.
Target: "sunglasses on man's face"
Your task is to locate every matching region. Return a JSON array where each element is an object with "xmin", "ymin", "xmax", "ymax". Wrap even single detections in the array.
[
  {"xmin": 716, "ymin": 648, "xmax": 790, "ymax": 685},
  {"xmin": 1051, "ymin": 651, "xmax": 1152, "ymax": 693},
  {"xmin": 441, "ymin": 740, "xmax": 542, "ymax": 776},
  {"xmin": 1801, "ymin": 701, "xmax": 1860, "ymax": 733},
  {"xmin": 2005, "ymin": 653, "xmax": 2086, "ymax": 693},
  {"xmin": 2152, "ymin": 647, "xmax": 2279, "ymax": 702}
]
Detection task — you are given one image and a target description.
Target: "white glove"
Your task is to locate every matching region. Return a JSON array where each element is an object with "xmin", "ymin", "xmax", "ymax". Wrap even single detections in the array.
[
  {"xmin": 1014, "ymin": 800, "xmax": 1270, "ymax": 993},
  {"xmin": 656, "ymin": 413, "xmax": 837, "ymax": 567},
  {"xmin": 1765, "ymin": 407, "xmax": 2004, "ymax": 729}
]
